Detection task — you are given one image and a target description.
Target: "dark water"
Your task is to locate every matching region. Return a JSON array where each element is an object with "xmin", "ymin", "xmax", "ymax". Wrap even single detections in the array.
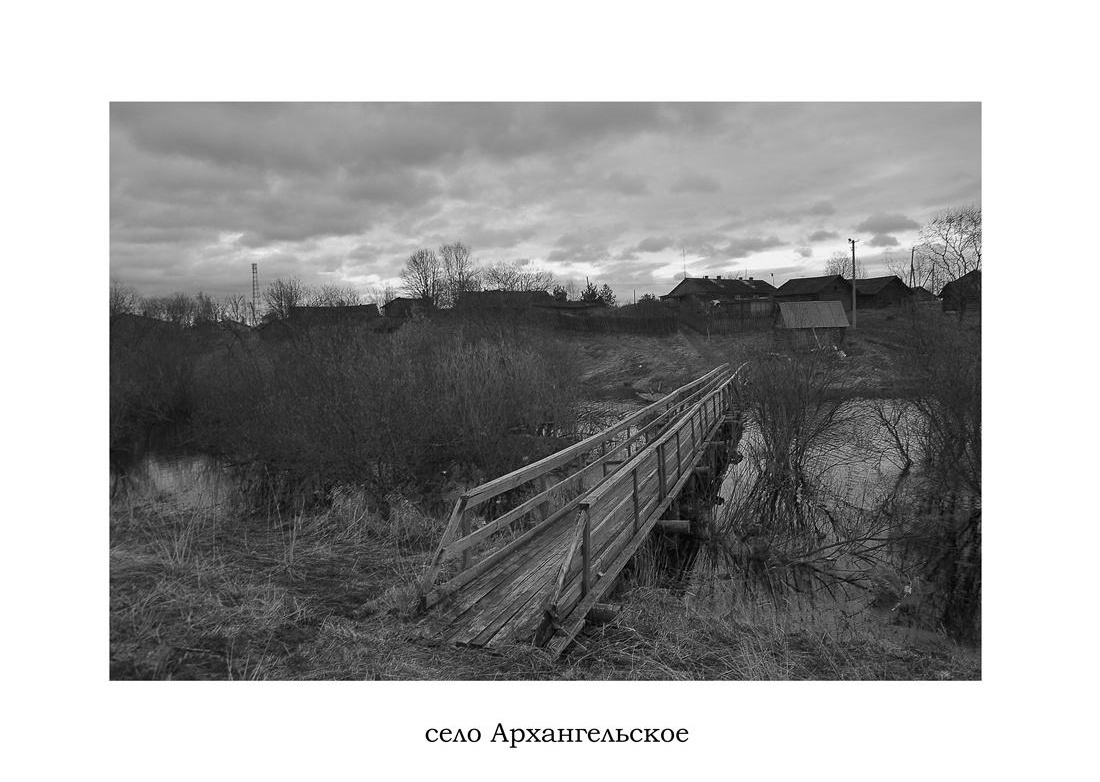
[{"xmin": 112, "ymin": 451, "xmax": 239, "ymax": 510}]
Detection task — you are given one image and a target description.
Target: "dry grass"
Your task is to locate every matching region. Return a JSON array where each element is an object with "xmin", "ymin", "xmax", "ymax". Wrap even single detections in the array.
[{"xmin": 110, "ymin": 482, "xmax": 979, "ymax": 680}]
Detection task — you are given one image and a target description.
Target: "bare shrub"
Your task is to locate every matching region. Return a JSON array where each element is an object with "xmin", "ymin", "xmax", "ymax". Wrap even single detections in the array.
[{"xmin": 187, "ymin": 320, "xmax": 582, "ymax": 514}]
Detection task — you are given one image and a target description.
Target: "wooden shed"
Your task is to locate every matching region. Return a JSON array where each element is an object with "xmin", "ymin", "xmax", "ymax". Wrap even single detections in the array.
[{"xmin": 776, "ymin": 301, "xmax": 850, "ymax": 349}]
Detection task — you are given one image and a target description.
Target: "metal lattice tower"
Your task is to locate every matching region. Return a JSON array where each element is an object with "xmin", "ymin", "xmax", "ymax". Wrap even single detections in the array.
[{"xmin": 251, "ymin": 263, "xmax": 259, "ymax": 325}]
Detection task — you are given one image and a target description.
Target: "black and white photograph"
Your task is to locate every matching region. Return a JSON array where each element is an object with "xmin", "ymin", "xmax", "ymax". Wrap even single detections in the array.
[
  {"xmin": 9, "ymin": 3, "xmax": 1096, "ymax": 778},
  {"xmin": 108, "ymin": 102, "xmax": 981, "ymax": 680}
]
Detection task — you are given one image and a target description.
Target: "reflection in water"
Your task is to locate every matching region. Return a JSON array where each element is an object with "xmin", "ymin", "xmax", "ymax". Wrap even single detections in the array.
[
  {"xmin": 112, "ymin": 452, "xmax": 239, "ymax": 511},
  {"xmin": 721, "ymin": 398, "xmax": 917, "ymax": 511}
]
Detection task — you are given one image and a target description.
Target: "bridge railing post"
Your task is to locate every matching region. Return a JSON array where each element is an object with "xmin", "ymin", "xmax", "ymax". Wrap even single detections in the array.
[
  {"xmin": 657, "ymin": 442, "xmax": 667, "ymax": 498},
  {"xmin": 631, "ymin": 467, "xmax": 640, "ymax": 535},
  {"xmin": 580, "ymin": 507, "xmax": 591, "ymax": 598}
]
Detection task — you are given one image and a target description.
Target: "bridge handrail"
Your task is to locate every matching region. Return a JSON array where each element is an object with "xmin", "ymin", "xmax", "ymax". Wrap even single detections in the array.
[
  {"xmin": 459, "ymin": 363, "xmax": 729, "ymax": 506},
  {"xmin": 418, "ymin": 364, "xmax": 733, "ymax": 602},
  {"xmin": 543, "ymin": 363, "xmax": 746, "ymax": 626}
]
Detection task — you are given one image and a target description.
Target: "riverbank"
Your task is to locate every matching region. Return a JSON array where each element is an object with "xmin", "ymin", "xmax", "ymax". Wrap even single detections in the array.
[{"xmin": 110, "ymin": 470, "xmax": 979, "ymax": 680}]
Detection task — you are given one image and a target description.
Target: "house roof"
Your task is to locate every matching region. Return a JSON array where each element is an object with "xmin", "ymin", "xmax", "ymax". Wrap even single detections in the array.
[
  {"xmin": 940, "ymin": 269, "xmax": 982, "ymax": 296},
  {"xmin": 662, "ymin": 276, "xmax": 776, "ymax": 300},
  {"xmin": 775, "ymin": 275, "xmax": 851, "ymax": 296},
  {"xmin": 777, "ymin": 301, "xmax": 850, "ymax": 329},
  {"xmin": 531, "ymin": 299, "xmax": 607, "ymax": 310},
  {"xmin": 457, "ymin": 289, "xmax": 553, "ymax": 308},
  {"xmin": 289, "ymin": 304, "xmax": 380, "ymax": 319},
  {"xmin": 853, "ymin": 276, "xmax": 908, "ymax": 295}
]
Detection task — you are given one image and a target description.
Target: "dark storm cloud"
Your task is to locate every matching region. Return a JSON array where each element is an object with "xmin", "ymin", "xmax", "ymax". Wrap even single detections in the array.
[
  {"xmin": 856, "ymin": 213, "xmax": 921, "ymax": 233},
  {"xmin": 111, "ymin": 102, "xmax": 979, "ymax": 299},
  {"xmin": 868, "ymin": 233, "xmax": 900, "ymax": 247}
]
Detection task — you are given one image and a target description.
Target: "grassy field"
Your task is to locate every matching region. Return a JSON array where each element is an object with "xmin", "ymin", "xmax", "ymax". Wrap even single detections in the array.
[{"xmin": 110, "ymin": 309, "xmax": 980, "ymax": 680}]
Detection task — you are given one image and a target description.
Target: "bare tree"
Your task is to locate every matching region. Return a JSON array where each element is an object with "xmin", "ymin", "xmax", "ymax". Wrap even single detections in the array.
[
  {"xmin": 401, "ymin": 248, "xmax": 442, "ymax": 306},
  {"xmin": 887, "ymin": 248, "xmax": 943, "ymax": 293},
  {"xmin": 142, "ymin": 293, "xmax": 197, "ymax": 326},
  {"xmin": 482, "ymin": 260, "xmax": 554, "ymax": 292},
  {"xmin": 310, "ymin": 283, "xmax": 362, "ymax": 307},
  {"xmin": 439, "ymin": 242, "xmax": 482, "ymax": 307},
  {"xmin": 919, "ymin": 205, "xmax": 981, "ymax": 284},
  {"xmin": 824, "ymin": 250, "xmax": 866, "ymax": 278},
  {"xmin": 109, "ymin": 276, "xmax": 139, "ymax": 315},
  {"xmin": 194, "ymin": 291, "xmax": 224, "ymax": 324},
  {"xmin": 264, "ymin": 277, "xmax": 306, "ymax": 320},
  {"xmin": 222, "ymin": 294, "xmax": 249, "ymax": 323},
  {"xmin": 362, "ymin": 283, "xmax": 397, "ymax": 307}
]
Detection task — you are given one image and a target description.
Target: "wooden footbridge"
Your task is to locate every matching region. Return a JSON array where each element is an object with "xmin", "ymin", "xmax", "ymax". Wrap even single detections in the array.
[{"xmin": 418, "ymin": 364, "xmax": 744, "ymax": 656}]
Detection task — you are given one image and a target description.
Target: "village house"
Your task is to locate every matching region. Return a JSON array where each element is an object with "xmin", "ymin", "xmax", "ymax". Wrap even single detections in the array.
[
  {"xmin": 909, "ymin": 285, "xmax": 937, "ymax": 303},
  {"xmin": 853, "ymin": 275, "xmax": 912, "ymax": 309},
  {"xmin": 531, "ymin": 298, "xmax": 608, "ymax": 313},
  {"xmin": 940, "ymin": 269, "xmax": 981, "ymax": 312},
  {"xmin": 774, "ymin": 275, "xmax": 854, "ymax": 310},
  {"xmin": 287, "ymin": 304, "xmax": 381, "ymax": 326},
  {"xmin": 455, "ymin": 289, "xmax": 553, "ymax": 311},
  {"xmin": 660, "ymin": 276, "xmax": 777, "ymax": 310}
]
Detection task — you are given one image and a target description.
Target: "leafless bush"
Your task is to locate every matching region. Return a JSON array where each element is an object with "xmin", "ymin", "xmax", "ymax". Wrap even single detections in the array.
[{"xmin": 188, "ymin": 320, "xmax": 582, "ymax": 511}]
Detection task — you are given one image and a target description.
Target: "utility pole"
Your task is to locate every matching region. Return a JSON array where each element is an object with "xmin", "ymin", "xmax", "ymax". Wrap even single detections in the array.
[
  {"xmin": 848, "ymin": 238, "xmax": 858, "ymax": 329},
  {"xmin": 682, "ymin": 247, "xmax": 687, "ymax": 280},
  {"xmin": 251, "ymin": 262, "xmax": 259, "ymax": 326},
  {"xmin": 910, "ymin": 246, "xmax": 916, "ymax": 288}
]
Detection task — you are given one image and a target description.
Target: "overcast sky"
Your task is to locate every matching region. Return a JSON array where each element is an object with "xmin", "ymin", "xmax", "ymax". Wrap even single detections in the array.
[{"xmin": 110, "ymin": 102, "xmax": 980, "ymax": 301}]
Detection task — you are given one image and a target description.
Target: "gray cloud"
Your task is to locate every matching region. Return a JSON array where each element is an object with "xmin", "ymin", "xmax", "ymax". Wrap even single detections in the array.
[
  {"xmin": 856, "ymin": 212, "xmax": 920, "ymax": 233},
  {"xmin": 110, "ymin": 103, "xmax": 979, "ymax": 300},
  {"xmin": 724, "ymin": 235, "xmax": 785, "ymax": 258},
  {"xmin": 795, "ymin": 246, "xmax": 813, "ymax": 258},
  {"xmin": 670, "ymin": 172, "xmax": 722, "ymax": 193},
  {"xmin": 634, "ymin": 236, "xmax": 677, "ymax": 253},
  {"xmin": 602, "ymin": 172, "xmax": 649, "ymax": 196}
]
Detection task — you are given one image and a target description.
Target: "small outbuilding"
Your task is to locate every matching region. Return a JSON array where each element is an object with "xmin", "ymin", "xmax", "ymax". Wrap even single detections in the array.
[
  {"xmin": 382, "ymin": 297, "xmax": 431, "ymax": 318},
  {"xmin": 775, "ymin": 301, "xmax": 850, "ymax": 349}
]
